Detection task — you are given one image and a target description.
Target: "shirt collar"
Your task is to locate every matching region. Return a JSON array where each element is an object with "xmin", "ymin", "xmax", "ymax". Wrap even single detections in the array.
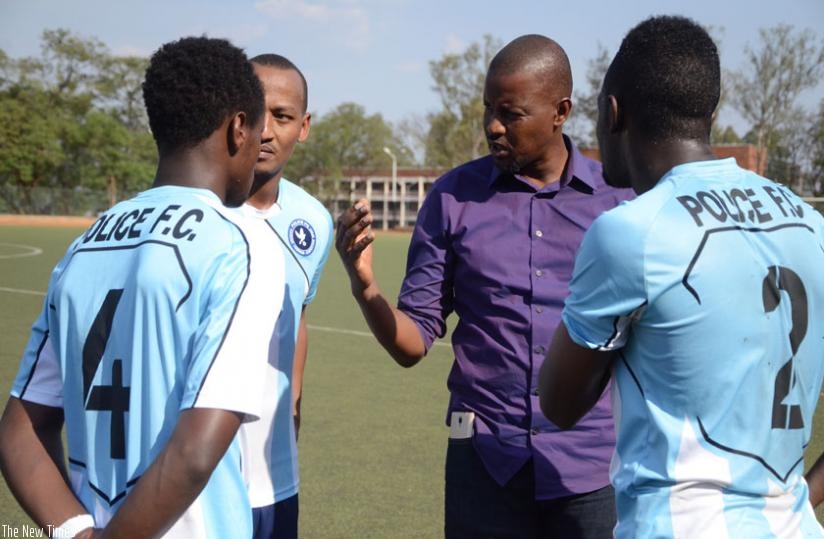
[{"xmin": 488, "ymin": 135, "xmax": 596, "ymax": 195}]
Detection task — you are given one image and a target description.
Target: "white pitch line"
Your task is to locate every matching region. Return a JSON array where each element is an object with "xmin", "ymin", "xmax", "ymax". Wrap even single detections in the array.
[
  {"xmin": 0, "ymin": 243, "xmax": 43, "ymax": 260},
  {"xmin": 307, "ymin": 324, "xmax": 449, "ymax": 347},
  {"xmin": 0, "ymin": 288, "xmax": 450, "ymax": 348},
  {"xmin": 0, "ymin": 286, "xmax": 45, "ymax": 296}
]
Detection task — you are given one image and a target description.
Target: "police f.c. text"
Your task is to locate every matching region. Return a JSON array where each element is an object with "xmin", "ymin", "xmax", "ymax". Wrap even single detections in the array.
[
  {"xmin": 676, "ymin": 185, "xmax": 804, "ymax": 228},
  {"xmin": 81, "ymin": 204, "xmax": 205, "ymax": 244}
]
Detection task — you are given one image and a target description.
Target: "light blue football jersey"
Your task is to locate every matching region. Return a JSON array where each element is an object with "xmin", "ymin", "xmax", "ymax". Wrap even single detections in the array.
[
  {"xmin": 563, "ymin": 159, "xmax": 824, "ymax": 538},
  {"xmin": 238, "ymin": 178, "xmax": 333, "ymax": 508},
  {"xmin": 12, "ymin": 186, "xmax": 284, "ymax": 537}
]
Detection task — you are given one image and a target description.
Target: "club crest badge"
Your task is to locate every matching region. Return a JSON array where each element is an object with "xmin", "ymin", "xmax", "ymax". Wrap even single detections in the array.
[{"xmin": 289, "ymin": 219, "xmax": 316, "ymax": 256}]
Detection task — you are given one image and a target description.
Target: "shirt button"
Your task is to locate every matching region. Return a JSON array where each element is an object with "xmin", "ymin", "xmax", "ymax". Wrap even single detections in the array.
[
  {"xmin": 535, "ymin": 269, "xmax": 543, "ymax": 277},
  {"xmin": 536, "ymin": 306, "xmax": 543, "ymax": 313},
  {"xmin": 535, "ymin": 229, "xmax": 543, "ymax": 238},
  {"xmin": 530, "ymin": 429, "xmax": 538, "ymax": 435},
  {"xmin": 534, "ymin": 345, "xmax": 545, "ymax": 354},
  {"xmin": 532, "ymin": 389, "xmax": 539, "ymax": 396}
]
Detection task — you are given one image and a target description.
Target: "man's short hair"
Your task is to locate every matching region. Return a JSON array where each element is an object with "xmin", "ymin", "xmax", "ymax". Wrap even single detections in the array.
[
  {"xmin": 143, "ymin": 36, "xmax": 264, "ymax": 154},
  {"xmin": 489, "ymin": 34, "xmax": 572, "ymax": 98},
  {"xmin": 250, "ymin": 53, "xmax": 309, "ymax": 113},
  {"xmin": 604, "ymin": 15, "xmax": 720, "ymax": 142}
]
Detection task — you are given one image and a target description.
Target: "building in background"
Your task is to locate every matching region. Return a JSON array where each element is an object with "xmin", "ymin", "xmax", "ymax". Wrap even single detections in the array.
[
  {"xmin": 327, "ymin": 145, "xmax": 764, "ymax": 230},
  {"xmin": 328, "ymin": 168, "xmax": 443, "ymax": 230}
]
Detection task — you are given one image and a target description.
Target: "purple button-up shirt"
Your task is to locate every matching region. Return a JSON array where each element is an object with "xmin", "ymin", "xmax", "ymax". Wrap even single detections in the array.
[{"xmin": 398, "ymin": 137, "xmax": 634, "ymax": 499}]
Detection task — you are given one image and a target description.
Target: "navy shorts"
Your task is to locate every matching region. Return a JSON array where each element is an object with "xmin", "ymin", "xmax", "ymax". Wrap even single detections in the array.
[{"xmin": 251, "ymin": 494, "xmax": 299, "ymax": 539}]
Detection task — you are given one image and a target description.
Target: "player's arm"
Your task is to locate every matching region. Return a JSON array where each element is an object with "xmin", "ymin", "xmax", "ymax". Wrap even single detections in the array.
[
  {"xmin": 335, "ymin": 199, "xmax": 426, "ymax": 367},
  {"xmin": 539, "ymin": 322, "xmax": 615, "ymax": 429},
  {"xmin": 0, "ymin": 397, "xmax": 92, "ymax": 534},
  {"xmin": 806, "ymin": 451, "xmax": 824, "ymax": 508},
  {"xmin": 292, "ymin": 307, "xmax": 308, "ymax": 439},
  {"xmin": 99, "ymin": 408, "xmax": 242, "ymax": 538}
]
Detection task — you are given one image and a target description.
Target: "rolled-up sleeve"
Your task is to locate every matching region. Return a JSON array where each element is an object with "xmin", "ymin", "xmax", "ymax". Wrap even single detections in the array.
[{"xmin": 397, "ymin": 186, "xmax": 454, "ymax": 352}]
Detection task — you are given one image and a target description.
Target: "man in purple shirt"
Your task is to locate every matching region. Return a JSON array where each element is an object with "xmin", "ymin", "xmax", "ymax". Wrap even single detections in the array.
[{"xmin": 336, "ymin": 34, "xmax": 633, "ymax": 538}]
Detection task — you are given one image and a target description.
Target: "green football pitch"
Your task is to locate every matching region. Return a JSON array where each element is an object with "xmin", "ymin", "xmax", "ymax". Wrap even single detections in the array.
[{"xmin": 0, "ymin": 223, "xmax": 822, "ymax": 537}]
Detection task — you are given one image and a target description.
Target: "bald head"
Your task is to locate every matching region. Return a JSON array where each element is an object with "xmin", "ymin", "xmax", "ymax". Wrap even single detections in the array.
[{"xmin": 488, "ymin": 34, "xmax": 572, "ymax": 97}]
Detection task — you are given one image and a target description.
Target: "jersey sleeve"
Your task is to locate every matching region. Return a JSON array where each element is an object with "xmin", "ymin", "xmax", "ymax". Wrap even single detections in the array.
[
  {"xmin": 11, "ymin": 299, "xmax": 62, "ymax": 406},
  {"xmin": 182, "ymin": 221, "xmax": 284, "ymax": 422},
  {"xmin": 304, "ymin": 207, "xmax": 333, "ymax": 306},
  {"xmin": 11, "ymin": 241, "xmax": 79, "ymax": 407},
  {"xmin": 396, "ymin": 187, "xmax": 452, "ymax": 351},
  {"xmin": 562, "ymin": 209, "xmax": 648, "ymax": 351}
]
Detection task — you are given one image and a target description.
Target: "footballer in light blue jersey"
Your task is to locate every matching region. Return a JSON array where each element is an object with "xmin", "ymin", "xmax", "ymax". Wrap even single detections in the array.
[
  {"xmin": 11, "ymin": 187, "xmax": 284, "ymax": 537},
  {"xmin": 239, "ymin": 178, "xmax": 333, "ymax": 508},
  {"xmin": 0, "ymin": 36, "xmax": 274, "ymax": 539},
  {"xmin": 239, "ymin": 55, "xmax": 334, "ymax": 539},
  {"xmin": 563, "ymin": 159, "xmax": 824, "ymax": 537},
  {"xmin": 540, "ymin": 16, "xmax": 824, "ymax": 539}
]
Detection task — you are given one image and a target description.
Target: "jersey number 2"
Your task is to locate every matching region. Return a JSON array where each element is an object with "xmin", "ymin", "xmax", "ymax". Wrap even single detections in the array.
[{"xmin": 762, "ymin": 265, "xmax": 806, "ymax": 430}]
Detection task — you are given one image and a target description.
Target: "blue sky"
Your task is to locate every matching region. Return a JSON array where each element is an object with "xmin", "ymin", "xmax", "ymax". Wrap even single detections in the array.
[{"xmin": 2, "ymin": 0, "xmax": 823, "ymax": 135}]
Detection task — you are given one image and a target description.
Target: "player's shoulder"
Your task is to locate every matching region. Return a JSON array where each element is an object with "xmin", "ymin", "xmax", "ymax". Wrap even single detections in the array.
[
  {"xmin": 279, "ymin": 178, "xmax": 332, "ymax": 227},
  {"xmin": 584, "ymin": 183, "xmax": 674, "ymax": 260},
  {"xmin": 273, "ymin": 178, "xmax": 333, "ymax": 238},
  {"xmin": 151, "ymin": 187, "xmax": 254, "ymax": 257},
  {"xmin": 599, "ymin": 183, "xmax": 671, "ymax": 228},
  {"xmin": 76, "ymin": 187, "xmax": 248, "ymax": 252}
]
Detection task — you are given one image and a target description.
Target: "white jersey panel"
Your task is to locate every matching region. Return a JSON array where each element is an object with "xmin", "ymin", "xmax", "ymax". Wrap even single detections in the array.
[{"xmin": 238, "ymin": 178, "xmax": 334, "ymax": 507}]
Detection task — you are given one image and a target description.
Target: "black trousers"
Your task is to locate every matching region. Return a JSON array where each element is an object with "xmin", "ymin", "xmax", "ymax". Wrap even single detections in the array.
[{"xmin": 445, "ymin": 439, "xmax": 616, "ymax": 539}]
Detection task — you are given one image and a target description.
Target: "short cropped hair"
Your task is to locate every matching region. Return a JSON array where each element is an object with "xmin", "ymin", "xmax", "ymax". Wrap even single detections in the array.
[
  {"xmin": 143, "ymin": 36, "xmax": 264, "ymax": 154},
  {"xmin": 603, "ymin": 15, "xmax": 720, "ymax": 142},
  {"xmin": 250, "ymin": 53, "xmax": 309, "ymax": 112},
  {"xmin": 489, "ymin": 34, "xmax": 572, "ymax": 97}
]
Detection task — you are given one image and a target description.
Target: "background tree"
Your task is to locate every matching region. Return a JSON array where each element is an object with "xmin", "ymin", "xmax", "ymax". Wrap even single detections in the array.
[
  {"xmin": 72, "ymin": 110, "xmax": 155, "ymax": 210},
  {"xmin": 395, "ymin": 113, "xmax": 428, "ymax": 166},
  {"xmin": 762, "ymin": 106, "xmax": 817, "ymax": 194},
  {"xmin": 0, "ymin": 29, "xmax": 155, "ymax": 214},
  {"xmin": 711, "ymin": 125, "xmax": 743, "ymax": 145},
  {"xmin": 810, "ymin": 99, "xmax": 824, "ymax": 195},
  {"xmin": 424, "ymin": 34, "xmax": 501, "ymax": 168},
  {"xmin": 729, "ymin": 24, "xmax": 824, "ymax": 179},
  {"xmin": 287, "ymin": 102, "xmax": 414, "ymax": 204},
  {"xmin": 96, "ymin": 55, "xmax": 151, "ymax": 130},
  {"xmin": 0, "ymin": 87, "xmax": 66, "ymax": 213},
  {"xmin": 565, "ymin": 44, "xmax": 610, "ymax": 148}
]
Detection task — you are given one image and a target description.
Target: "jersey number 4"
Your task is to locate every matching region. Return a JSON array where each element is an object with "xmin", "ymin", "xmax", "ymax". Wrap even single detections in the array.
[{"xmin": 82, "ymin": 288, "xmax": 131, "ymax": 460}]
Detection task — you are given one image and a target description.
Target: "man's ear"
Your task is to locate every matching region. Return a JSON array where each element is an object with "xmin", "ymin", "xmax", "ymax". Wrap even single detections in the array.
[
  {"xmin": 554, "ymin": 97, "xmax": 572, "ymax": 127},
  {"xmin": 298, "ymin": 112, "xmax": 312, "ymax": 143},
  {"xmin": 607, "ymin": 94, "xmax": 623, "ymax": 134},
  {"xmin": 227, "ymin": 111, "xmax": 250, "ymax": 156}
]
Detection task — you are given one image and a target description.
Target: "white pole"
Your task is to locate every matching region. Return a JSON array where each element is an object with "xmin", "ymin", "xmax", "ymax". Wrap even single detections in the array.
[{"xmin": 382, "ymin": 147, "xmax": 397, "ymax": 228}]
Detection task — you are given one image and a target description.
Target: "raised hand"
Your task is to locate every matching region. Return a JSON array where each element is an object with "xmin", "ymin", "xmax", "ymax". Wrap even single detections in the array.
[{"xmin": 335, "ymin": 198, "xmax": 376, "ymax": 290}]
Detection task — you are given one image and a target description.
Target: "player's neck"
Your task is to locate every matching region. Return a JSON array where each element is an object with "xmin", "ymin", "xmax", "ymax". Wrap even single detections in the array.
[
  {"xmin": 152, "ymin": 129, "xmax": 237, "ymax": 201},
  {"xmin": 631, "ymin": 138, "xmax": 716, "ymax": 194},
  {"xmin": 247, "ymin": 173, "xmax": 282, "ymax": 210},
  {"xmin": 153, "ymin": 150, "xmax": 226, "ymax": 199}
]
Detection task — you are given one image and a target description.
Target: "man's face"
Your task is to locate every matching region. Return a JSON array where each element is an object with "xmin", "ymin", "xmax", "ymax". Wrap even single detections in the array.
[
  {"xmin": 253, "ymin": 64, "xmax": 310, "ymax": 182},
  {"xmin": 483, "ymin": 69, "xmax": 561, "ymax": 176},
  {"xmin": 596, "ymin": 88, "xmax": 631, "ymax": 189}
]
